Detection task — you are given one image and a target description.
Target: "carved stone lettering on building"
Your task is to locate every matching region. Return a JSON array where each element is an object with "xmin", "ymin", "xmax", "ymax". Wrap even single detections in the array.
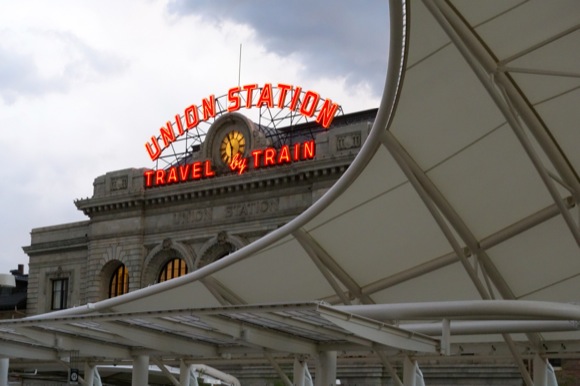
[
  {"xmin": 337, "ymin": 132, "xmax": 362, "ymax": 151},
  {"xmin": 225, "ymin": 199, "xmax": 279, "ymax": 218},
  {"xmin": 111, "ymin": 176, "xmax": 128, "ymax": 191},
  {"xmin": 173, "ymin": 208, "xmax": 212, "ymax": 225}
]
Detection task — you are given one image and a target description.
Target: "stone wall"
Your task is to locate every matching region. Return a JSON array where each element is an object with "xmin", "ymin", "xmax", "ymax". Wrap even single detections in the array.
[
  {"xmin": 23, "ymin": 221, "xmax": 88, "ymax": 315},
  {"xmin": 24, "ymin": 111, "xmax": 374, "ymax": 315}
]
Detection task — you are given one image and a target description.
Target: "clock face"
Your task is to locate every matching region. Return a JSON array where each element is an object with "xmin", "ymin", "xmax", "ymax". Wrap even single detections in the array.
[{"xmin": 220, "ymin": 130, "xmax": 246, "ymax": 164}]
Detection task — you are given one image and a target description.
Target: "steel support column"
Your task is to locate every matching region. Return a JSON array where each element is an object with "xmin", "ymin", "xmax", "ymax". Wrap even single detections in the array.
[
  {"xmin": 180, "ymin": 360, "xmax": 191, "ymax": 386},
  {"xmin": 441, "ymin": 318, "xmax": 451, "ymax": 355},
  {"xmin": 403, "ymin": 357, "xmax": 423, "ymax": 386},
  {"xmin": 151, "ymin": 357, "xmax": 180, "ymax": 386},
  {"xmin": 376, "ymin": 351, "xmax": 403, "ymax": 386},
  {"xmin": 265, "ymin": 352, "xmax": 292, "ymax": 386},
  {"xmin": 132, "ymin": 355, "xmax": 149, "ymax": 386},
  {"xmin": 382, "ymin": 130, "xmax": 491, "ymax": 299},
  {"xmin": 84, "ymin": 362, "xmax": 95, "ymax": 386},
  {"xmin": 294, "ymin": 357, "xmax": 307, "ymax": 386},
  {"xmin": 202, "ymin": 277, "xmax": 246, "ymax": 306},
  {"xmin": 294, "ymin": 228, "xmax": 373, "ymax": 304},
  {"xmin": 316, "ymin": 351, "xmax": 337, "ymax": 386},
  {"xmin": 293, "ymin": 230, "xmax": 350, "ymax": 304},
  {"xmin": 532, "ymin": 354, "xmax": 559, "ymax": 386},
  {"xmin": 318, "ymin": 198, "xmax": 574, "ymax": 305},
  {"xmin": 0, "ymin": 357, "xmax": 8, "ymax": 386},
  {"xmin": 94, "ymin": 367, "xmax": 103, "ymax": 386},
  {"xmin": 501, "ymin": 333, "xmax": 533, "ymax": 386}
]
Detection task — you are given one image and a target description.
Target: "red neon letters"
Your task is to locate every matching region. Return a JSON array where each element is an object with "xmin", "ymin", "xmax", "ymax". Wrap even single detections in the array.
[
  {"xmin": 144, "ymin": 160, "xmax": 215, "ymax": 188},
  {"xmin": 145, "ymin": 83, "xmax": 339, "ymax": 161},
  {"xmin": 145, "ymin": 140, "xmax": 316, "ymax": 188},
  {"xmin": 250, "ymin": 141, "xmax": 315, "ymax": 169}
]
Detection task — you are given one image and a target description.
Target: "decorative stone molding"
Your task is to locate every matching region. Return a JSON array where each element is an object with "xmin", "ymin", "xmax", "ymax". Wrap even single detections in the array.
[
  {"xmin": 336, "ymin": 131, "xmax": 362, "ymax": 151},
  {"xmin": 326, "ymin": 121, "xmax": 371, "ymax": 159},
  {"xmin": 99, "ymin": 259, "xmax": 126, "ymax": 299},
  {"xmin": 95, "ymin": 244, "xmax": 129, "ymax": 299},
  {"xmin": 196, "ymin": 232, "xmax": 248, "ymax": 269},
  {"xmin": 110, "ymin": 176, "xmax": 128, "ymax": 191},
  {"xmin": 225, "ymin": 198, "xmax": 279, "ymax": 219},
  {"xmin": 173, "ymin": 208, "xmax": 212, "ymax": 226},
  {"xmin": 43, "ymin": 267, "xmax": 73, "ymax": 312},
  {"xmin": 162, "ymin": 238, "xmax": 172, "ymax": 250},
  {"xmin": 141, "ymin": 239, "xmax": 196, "ymax": 286},
  {"xmin": 75, "ymin": 162, "xmax": 351, "ymax": 216},
  {"xmin": 103, "ymin": 244, "xmax": 127, "ymax": 264}
]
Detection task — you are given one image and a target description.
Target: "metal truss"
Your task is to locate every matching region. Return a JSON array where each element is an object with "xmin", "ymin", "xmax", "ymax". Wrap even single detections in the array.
[
  {"xmin": 372, "ymin": 1, "xmax": 580, "ymax": 384},
  {"xmin": 152, "ymin": 86, "xmax": 344, "ymax": 170},
  {"xmin": 423, "ymin": 0, "xmax": 580, "ymax": 247}
]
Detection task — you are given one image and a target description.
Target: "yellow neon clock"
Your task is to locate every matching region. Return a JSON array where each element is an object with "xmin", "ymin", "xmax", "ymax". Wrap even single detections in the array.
[{"xmin": 220, "ymin": 130, "xmax": 246, "ymax": 165}]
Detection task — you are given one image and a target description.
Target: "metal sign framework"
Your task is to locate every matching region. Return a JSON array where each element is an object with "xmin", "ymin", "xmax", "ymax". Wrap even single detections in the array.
[{"xmin": 152, "ymin": 86, "xmax": 344, "ymax": 170}]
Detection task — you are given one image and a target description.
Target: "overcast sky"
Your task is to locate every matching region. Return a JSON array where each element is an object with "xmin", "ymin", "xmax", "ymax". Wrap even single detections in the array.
[{"xmin": 0, "ymin": 0, "xmax": 389, "ymax": 274}]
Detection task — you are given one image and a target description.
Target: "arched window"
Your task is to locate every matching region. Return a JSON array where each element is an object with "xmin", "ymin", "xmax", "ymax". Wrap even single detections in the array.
[
  {"xmin": 158, "ymin": 258, "xmax": 188, "ymax": 283},
  {"xmin": 109, "ymin": 264, "xmax": 129, "ymax": 298}
]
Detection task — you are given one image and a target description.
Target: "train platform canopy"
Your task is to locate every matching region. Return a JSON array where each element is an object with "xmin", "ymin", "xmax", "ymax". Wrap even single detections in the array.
[{"xmin": 2, "ymin": 0, "xmax": 579, "ymax": 383}]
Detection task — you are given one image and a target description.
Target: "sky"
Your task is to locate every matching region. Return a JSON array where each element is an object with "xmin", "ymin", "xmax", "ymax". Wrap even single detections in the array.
[{"xmin": 0, "ymin": 0, "xmax": 389, "ymax": 274}]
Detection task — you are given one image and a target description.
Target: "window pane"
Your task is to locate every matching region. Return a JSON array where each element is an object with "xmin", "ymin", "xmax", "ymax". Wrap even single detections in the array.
[
  {"xmin": 51, "ymin": 279, "xmax": 68, "ymax": 310},
  {"xmin": 109, "ymin": 265, "xmax": 129, "ymax": 298},
  {"xmin": 158, "ymin": 258, "xmax": 188, "ymax": 283}
]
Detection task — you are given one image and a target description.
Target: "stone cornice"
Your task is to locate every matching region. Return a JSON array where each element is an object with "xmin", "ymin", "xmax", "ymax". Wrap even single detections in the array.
[
  {"xmin": 75, "ymin": 158, "xmax": 351, "ymax": 216},
  {"xmin": 22, "ymin": 236, "xmax": 88, "ymax": 256},
  {"xmin": 74, "ymin": 194, "xmax": 145, "ymax": 216}
]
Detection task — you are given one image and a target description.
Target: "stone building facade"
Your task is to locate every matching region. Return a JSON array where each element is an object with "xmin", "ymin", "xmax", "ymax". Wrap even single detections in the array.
[{"xmin": 23, "ymin": 109, "xmax": 374, "ymax": 317}]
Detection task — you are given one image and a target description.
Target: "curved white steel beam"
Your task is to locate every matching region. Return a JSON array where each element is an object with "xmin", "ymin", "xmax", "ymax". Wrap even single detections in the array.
[
  {"xmin": 403, "ymin": 320, "xmax": 580, "ymax": 336},
  {"xmin": 337, "ymin": 300, "xmax": 580, "ymax": 321}
]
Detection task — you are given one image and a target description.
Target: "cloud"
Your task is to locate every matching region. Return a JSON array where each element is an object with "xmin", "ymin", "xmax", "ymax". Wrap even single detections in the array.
[
  {"xmin": 0, "ymin": 46, "xmax": 59, "ymax": 104},
  {"xmin": 166, "ymin": 0, "xmax": 390, "ymax": 97},
  {"xmin": 0, "ymin": 29, "xmax": 127, "ymax": 104}
]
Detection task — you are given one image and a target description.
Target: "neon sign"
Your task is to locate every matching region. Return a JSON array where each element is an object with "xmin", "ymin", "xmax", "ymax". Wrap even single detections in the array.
[
  {"xmin": 144, "ymin": 140, "xmax": 315, "ymax": 188},
  {"xmin": 144, "ymin": 83, "xmax": 339, "ymax": 161}
]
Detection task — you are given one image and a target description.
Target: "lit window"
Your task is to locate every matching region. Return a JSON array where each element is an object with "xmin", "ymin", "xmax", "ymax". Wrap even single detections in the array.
[
  {"xmin": 158, "ymin": 258, "xmax": 188, "ymax": 283},
  {"xmin": 109, "ymin": 264, "xmax": 129, "ymax": 298},
  {"xmin": 51, "ymin": 278, "xmax": 68, "ymax": 310}
]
